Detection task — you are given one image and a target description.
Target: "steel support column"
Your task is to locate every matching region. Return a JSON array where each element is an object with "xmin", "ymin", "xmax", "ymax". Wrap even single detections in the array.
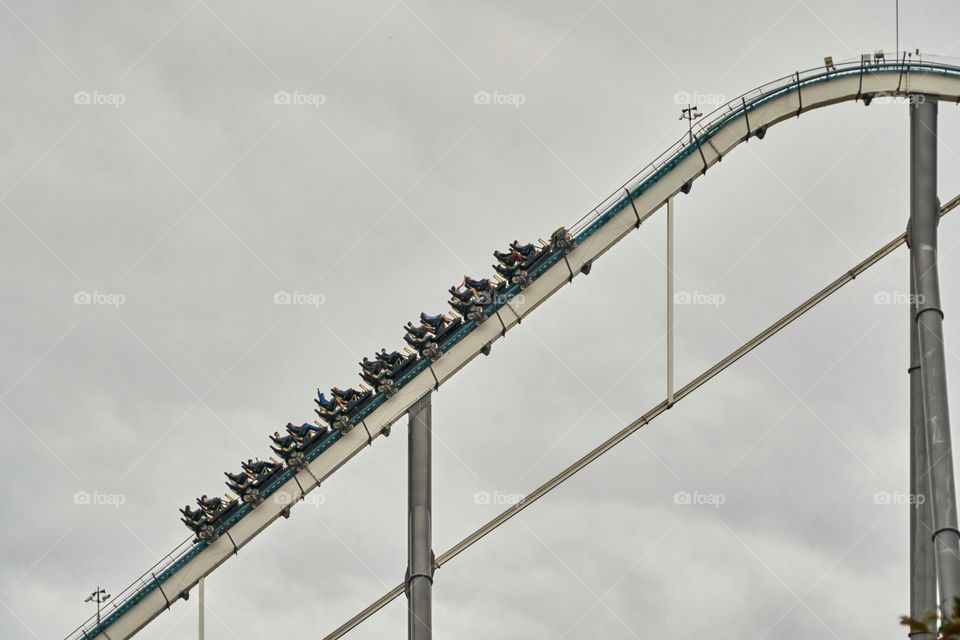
[
  {"xmin": 667, "ymin": 197, "xmax": 675, "ymax": 406},
  {"xmin": 198, "ymin": 576, "xmax": 205, "ymax": 640},
  {"xmin": 910, "ymin": 258, "xmax": 936, "ymax": 636},
  {"xmin": 407, "ymin": 394, "xmax": 433, "ymax": 640},
  {"xmin": 910, "ymin": 93, "xmax": 960, "ymax": 613}
]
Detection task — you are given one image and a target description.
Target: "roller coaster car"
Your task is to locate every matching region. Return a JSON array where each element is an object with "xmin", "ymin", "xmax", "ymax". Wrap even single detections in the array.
[
  {"xmin": 314, "ymin": 403, "xmax": 341, "ymax": 423},
  {"xmin": 549, "ymin": 226, "xmax": 576, "ymax": 252},
  {"xmin": 463, "ymin": 276, "xmax": 493, "ymax": 292},
  {"xmin": 493, "ymin": 261, "xmax": 518, "ymax": 279},
  {"xmin": 224, "ymin": 470, "xmax": 251, "ymax": 495},
  {"xmin": 474, "ymin": 279, "xmax": 508, "ymax": 306},
  {"xmin": 197, "ymin": 494, "xmax": 232, "ymax": 516},
  {"xmin": 433, "ymin": 315, "xmax": 462, "ymax": 341},
  {"xmin": 405, "ymin": 316, "xmax": 444, "ymax": 344},
  {"xmin": 258, "ymin": 460, "xmax": 283, "ymax": 481},
  {"xmin": 315, "ymin": 387, "xmax": 367, "ymax": 421},
  {"xmin": 270, "ymin": 443, "xmax": 295, "ymax": 461},
  {"xmin": 404, "ymin": 322, "xmax": 431, "ymax": 338},
  {"xmin": 418, "ymin": 313, "xmax": 447, "ymax": 331},
  {"xmin": 523, "ymin": 241, "xmax": 553, "ymax": 270},
  {"xmin": 510, "ymin": 240, "xmax": 538, "ymax": 257},
  {"xmin": 314, "ymin": 387, "xmax": 374, "ymax": 429},
  {"xmin": 404, "ymin": 326, "xmax": 432, "ymax": 349},
  {"xmin": 270, "ymin": 431, "xmax": 296, "ymax": 449},
  {"xmin": 379, "ymin": 349, "xmax": 417, "ymax": 375},
  {"xmin": 287, "ymin": 421, "xmax": 324, "ymax": 440},
  {"xmin": 448, "ymin": 291, "xmax": 478, "ymax": 315},
  {"xmin": 492, "ymin": 233, "xmax": 559, "ymax": 283},
  {"xmin": 272, "ymin": 422, "xmax": 330, "ymax": 462},
  {"xmin": 449, "ymin": 278, "xmax": 494, "ymax": 315},
  {"xmin": 180, "ymin": 505, "xmax": 208, "ymax": 533},
  {"xmin": 314, "ymin": 391, "xmax": 344, "ymax": 422},
  {"xmin": 498, "ymin": 240, "xmax": 542, "ymax": 263},
  {"xmin": 316, "ymin": 391, "xmax": 337, "ymax": 412},
  {"xmin": 225, "ymin": 470, "xmax": 247, "ymax": 485},
  {"xmin": 448, "ymin": 285, "xmax": 475, "ymax": 304},
  {"xmin": 181, "ymin": 494, "xmax": 240, "ymax": 538},
  {"xmin": 494, "ymin": 249, "xmax": 523, "ymax": 265},
  {"xmin": 270, "ymin": 431, "xmax": 298, "ymax": 460},
  {"xmin": 241, "ymin": 458, "xmax": 281, "ymax": 476},
  {"xmin": 370, "ymin": 349, "xmax": 420, "ymax": 396},
  {"xmin": 413, "ymin": 315, "xmax": 464, "ymax": 342},
  {"xmin": 376, "ymin": 347, "xmax": 402, "ymax": 365},
  {"xmin": 359, "ymin": 357, "xmax": 391, "ymax": 387},
  {"xmin": 359, "ymin": 357, "xmax": 386, "ymax": 375},
  {"xmin": 493, "ymin": 245, "xmax": 542, "ymax": 279},
  {"xmin": 359, "ymin": 371, "xmax": 383, "ymax": 388},
  {"xmin": 331, "ymin": 386, "xmax": 368, "ymax": 404},
  {"xmin": 274, "ymin": 438, "xmax": 302, "ymax": 457},
  {"xmin": 226, "ymin": 459, "xmax": 284, "ymax": 504},
  {"xmin": 404, "ymin": 317, "xmax": 464, "ymax": 359},
  {"xmin": 359, "ymin": 370, "xmax": 387, "ymax": 387}
]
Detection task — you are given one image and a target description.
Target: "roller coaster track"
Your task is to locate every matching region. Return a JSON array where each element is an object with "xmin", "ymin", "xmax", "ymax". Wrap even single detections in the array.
[
  {"xmin": 323, "ymin": 191, "xmax": 960, "ymax": 639},
  {"xmin": 66, "ymin": 53, "xmax": 960, "ymax": 640}
]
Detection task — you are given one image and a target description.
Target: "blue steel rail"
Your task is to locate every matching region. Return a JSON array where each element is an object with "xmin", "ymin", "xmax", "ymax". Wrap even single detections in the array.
[{"xmin": 65, "ymin": 53, "xmax": 960, "ymax": 640}]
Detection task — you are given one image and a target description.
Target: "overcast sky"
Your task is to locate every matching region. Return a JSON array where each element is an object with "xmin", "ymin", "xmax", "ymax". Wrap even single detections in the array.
[{"xmin": 4, "ymin": 1, "xmax": 960, "ymax": 639}]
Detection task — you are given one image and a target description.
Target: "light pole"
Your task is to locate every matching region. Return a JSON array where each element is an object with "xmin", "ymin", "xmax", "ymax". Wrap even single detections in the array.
[
  {"xmin": 84, "ymin": 587, "xmax": 111, "ymax": 627},
  {"xmin": 679, "ymin": 105, "xmax": 702, "ymax": 144}
]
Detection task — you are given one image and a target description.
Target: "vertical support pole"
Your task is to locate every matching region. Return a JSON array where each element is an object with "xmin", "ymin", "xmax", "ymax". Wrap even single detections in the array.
[
  {"xmin": 198, "ymin": 576, "xmax": 205, "ymax": 640},
  {"xmin": 910, "ymin": 93, "xmax": 960, "ymax": 614},
  {"xmin": 407, "ymin": 394, "xmax": 433, "ymax": 640},
  {"xmin": 667, "ymin": 197, "xmax": 675, "ymax": 406},
  {"xmin": 910, "ymin": 258, "xmax": 936, "ymax": 637}
]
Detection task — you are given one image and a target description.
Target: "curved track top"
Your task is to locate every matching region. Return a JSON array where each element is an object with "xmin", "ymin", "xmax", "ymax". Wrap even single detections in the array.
[{"xmin": 67, "ymin": 54, "xmax": 960, "ymax": 640}]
